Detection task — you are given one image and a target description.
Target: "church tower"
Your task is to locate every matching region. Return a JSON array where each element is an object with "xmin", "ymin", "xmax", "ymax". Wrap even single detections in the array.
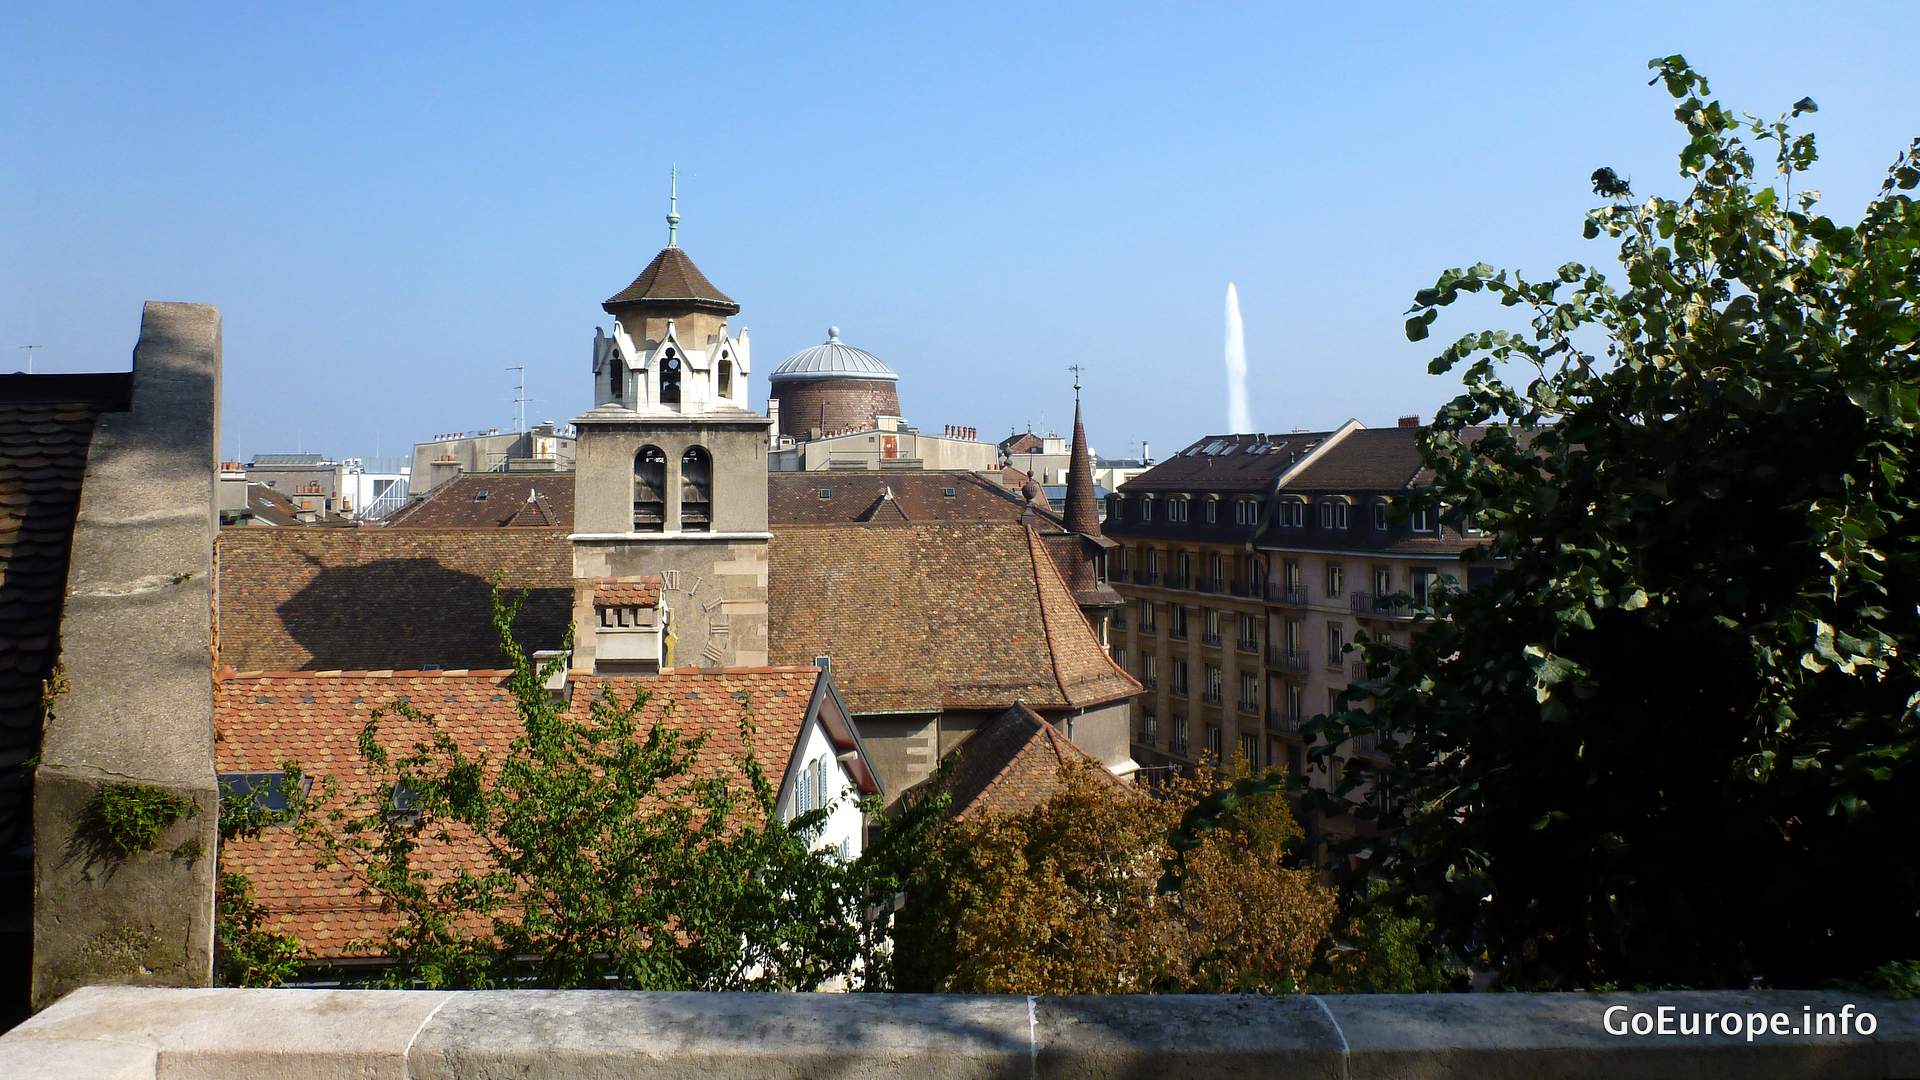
[{"xmin": 569, "ymin": 177, "xmax": 771, "ymax": 673}]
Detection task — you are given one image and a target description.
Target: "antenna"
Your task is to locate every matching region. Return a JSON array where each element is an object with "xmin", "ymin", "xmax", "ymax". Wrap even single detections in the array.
[
  {"xmin": 508, "ymin": 366, "xmax": 528, "ymax": 433},
  {"xmin": 15, "ymin": 344, "xmax": 40, "ymax": 373}
]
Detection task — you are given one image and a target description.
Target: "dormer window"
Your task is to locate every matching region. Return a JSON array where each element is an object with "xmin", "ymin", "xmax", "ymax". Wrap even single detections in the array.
[
  {"xmin": 1203, "ymin": 498, "xmax": 1218, "ymax": 524},
  {"xmin": 1277, "ymin": 498, "xmax": 1304, "ymax": 528},
  {"xmin": 473, "ymin": 490, "xmax": 488, "ymax": 502},
  {"xmin": 1319, "ymin": 499, "xmax": 1350, "ymax": 530},
  {"xmin": 1168, "ymin": 497, "xmax": 1190, "ymax": 524},
  {"xmin": 1373, "ymin": 500, "xmax": 1389, "ymax": 530},
  {"xmin": 1411, "ymin": 506, "xmax": 1436, "ymax": 533},
  {"xmin": 818, "ymin": 488, "xmax": 831, "ymax": 500}
]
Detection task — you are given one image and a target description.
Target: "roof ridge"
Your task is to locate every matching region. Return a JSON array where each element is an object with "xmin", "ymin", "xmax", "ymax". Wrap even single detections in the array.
[{"xmin": 1025, "ymin": 526, "xmax": 1075, "ymax": 705}]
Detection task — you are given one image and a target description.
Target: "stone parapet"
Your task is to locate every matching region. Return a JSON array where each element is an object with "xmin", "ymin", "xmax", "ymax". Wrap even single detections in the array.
[{"xmin": 4, "ymin": 986, "xmax": 1916, "ymax": 1078}]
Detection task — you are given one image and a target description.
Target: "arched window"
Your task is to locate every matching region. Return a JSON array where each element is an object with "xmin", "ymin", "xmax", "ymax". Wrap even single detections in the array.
[
  {"xmin": 608, "ymin": 354, "xmax": 622, "ymax": 399},
  {"xmin": 717, "ymin": 358, "xmax": 734, "ymax": 400},
  {"xmin": 633, "ymin": 446, "xmax": 666, "ymax": 532},
  {"xmin": 680, "ymin": 445, "xmax": 712, "ymax": 532},
  {"xmin": 659, "ymin": 349, "xmax": 682, "ymax": 406}
]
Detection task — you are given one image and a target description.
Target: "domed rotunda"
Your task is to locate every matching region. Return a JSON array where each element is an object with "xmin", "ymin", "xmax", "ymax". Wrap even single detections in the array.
[{"xmin": 767, "ymin": 327, "xmax": 902, "ymax": 440}]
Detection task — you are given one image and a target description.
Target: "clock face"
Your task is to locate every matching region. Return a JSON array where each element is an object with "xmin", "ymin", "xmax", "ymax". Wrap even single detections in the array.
[{"xmin": 659, "ymin": 570, "xmax": 731, "ymax": 665}]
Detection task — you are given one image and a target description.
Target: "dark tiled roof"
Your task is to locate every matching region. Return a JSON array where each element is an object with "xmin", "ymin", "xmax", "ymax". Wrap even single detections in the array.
[
  {"xmin": 0, "ymin": 378, "xmax": 129, "ymax": 891},
  {"xmin": 927, "ymin": 703, "xmax": 1130, "ymax": 819},
  {"xmin": 767, "ymin": 522, "xmax": 1139, "ymax": 715},
  {"xmin": 384, "ymin": 474, "xmax": 576, "ymax": 529},
  {"xmin": 603, "ymin": 246, "xmax": 739, "ymax": 314},
  {"xmin": 999, "ymin": 432, "xmax": 1046, "ymax": 455},
  {"xmin": 215, "ymin": 528, "xmax": 574, "ymax": 672},
  {"xmin": 1063, "ymin": 403, "xmax": 1100, "ymax": 537},
  {"xmin": 245, "ymin": 484, "xmax": 302, "ymax": 526},
  {"xmin": 215, "ymin": 667, "xmax": 823, "ymax": 958},
  {"xmin": 1118, "ymin": 431, "xmax": 1337, "ymax": 495},
  {"xmin": 768, "ymin": 471, "xmax": 1064, "ymax": 528}
]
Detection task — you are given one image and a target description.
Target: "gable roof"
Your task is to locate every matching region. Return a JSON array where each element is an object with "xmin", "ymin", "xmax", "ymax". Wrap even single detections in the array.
[
  {"xmin": 768, "ymin": 471, "xmax": 1065, "ymax": 528},
  {"xmin": 384, "ymin": 474, "xmax": 576, "ymax": 529},
  {"xmin": 1118, "ymin": 430, "xmax": 1340, "ymax": 494},
  {"xmin": 215, "ymin": 528, "xmax": 573, "ymax": 672},
  {"xmin": 767, "ymin": 522, "xmax": 1139, "ymax": 715},
  {"xmin": 1283, "ymin": 424, "xmax": 1490, "ymax": 491},
  {"xmin": 214, "ymin": 666, "xmax": 830, "ymax": 958},
  {"xmin": 931, "ymin": 703, "xmax": 1130, "ymax": 819},
  {"xmin": 603, "ymin": 246, "xmax": 740, "ymax": 315}
]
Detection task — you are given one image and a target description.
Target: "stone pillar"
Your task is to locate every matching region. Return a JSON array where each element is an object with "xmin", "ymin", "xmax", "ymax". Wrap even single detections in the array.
[{"xmin": 32, "ymin": 302, "xmax": 222, "ymax": 1010}]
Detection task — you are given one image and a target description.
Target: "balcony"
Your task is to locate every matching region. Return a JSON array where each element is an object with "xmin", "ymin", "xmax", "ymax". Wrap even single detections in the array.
[
  {"xmin": 1133, "ymin": 569, "xmax": 1160, "ymax": 586},
  {"xmin": 1202, "ymin": 690, "xmax": 1223, "ymax": 705},
  {"xmin": 1231, "ymin": 578, "xmax": 1264, "ymax": 599},
  {"xmin": 1267, "ymin": 650, "xmax": 1310, "ymax": 675},
  {"xmin": 1165, "ymin": 572, "xmax": 1191, "ymax": 589},
  {"xmin": 1271, "ymin": 587, "xmax": 1308, "ymax": 607},
  {"xmin": 1236, "ymin": 637, "xmax": 1259, "ymax": 654},
  {"xmin": 1351, "ymin": 592, "xmax": 1426, "ymax": 620},
  {"xmin": 1237, "ymin": 698, "xmax": 1259, "ymax": 715},
  {"xmin": 1267, "ymin": 708, "xmax": 1303, "ymax": 735},
  {"xmin": 1325, "ymin": 652, "xmax": 1347, "ymax": 673},
  {"xmin": 1194, "ymin": 576, "xmax": 1219, "ymax": 594},
  {"xmin": 1200, "ymin": 632, "xmax": 1222, "ymax": 648}
]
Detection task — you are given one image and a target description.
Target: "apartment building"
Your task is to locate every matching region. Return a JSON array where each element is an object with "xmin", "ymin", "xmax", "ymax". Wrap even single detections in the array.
[{"xmin": 1107, "ymin": 420, "xmax": 1492, "ymax": 842}]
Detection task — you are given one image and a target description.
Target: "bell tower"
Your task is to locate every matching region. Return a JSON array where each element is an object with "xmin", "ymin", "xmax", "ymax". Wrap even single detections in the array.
[{"xmin": 570, "ymin": 176, "xmax": 772, "ymax": 673}]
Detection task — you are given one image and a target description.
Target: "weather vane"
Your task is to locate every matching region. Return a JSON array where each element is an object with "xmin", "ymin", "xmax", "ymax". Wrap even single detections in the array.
[{"xmin": 1069, "ymin": 363, "xmax": 1083, "ymax": 402}]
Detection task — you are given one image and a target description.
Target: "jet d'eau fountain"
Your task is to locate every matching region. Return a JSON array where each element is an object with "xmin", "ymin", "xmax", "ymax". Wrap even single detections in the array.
[{"xmin": 1224, "ymin": 283, "xmax": 1251, "ymax": 433}]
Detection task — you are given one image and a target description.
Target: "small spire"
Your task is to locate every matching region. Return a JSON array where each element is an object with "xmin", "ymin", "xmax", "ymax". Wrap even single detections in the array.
[
  {"xmin": 665, "ymin": 165, "xmax": 681, "ymax": 247},
  {"xmin": 1069, "ymin": 363, "xmax": 1083, "ymax": 405}
]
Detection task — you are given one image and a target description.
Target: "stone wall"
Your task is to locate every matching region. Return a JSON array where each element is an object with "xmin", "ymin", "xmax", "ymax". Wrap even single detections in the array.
[
  {"xmin": 4, "ymin": 986, "xmax": 1915, "ymax": 1078},
  {"xmin": 31, "ymin": 303, "xmax": 222, "ymax": 1010},
  {"xmin": 770, "ymin": 378, "xmax": 902, "ymax": 439}
]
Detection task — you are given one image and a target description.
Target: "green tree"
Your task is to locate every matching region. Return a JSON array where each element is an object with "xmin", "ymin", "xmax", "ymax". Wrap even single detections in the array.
[
  {"xmin": 215, "ymin": 774, "xmax": 304, "ymax": 987},
  {"xmin": 1314, "ymin": 56, "xmax": 1920, "ymax": 988},
  {"xmin": 290, "ymin": 589, "xmax": 860, "ymax": 989}
]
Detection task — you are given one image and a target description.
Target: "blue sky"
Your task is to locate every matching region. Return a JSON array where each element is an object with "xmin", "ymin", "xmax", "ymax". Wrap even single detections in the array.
[{"xmin": 4, "ymin": 2, "xmax": 1915, "ymax": 465}]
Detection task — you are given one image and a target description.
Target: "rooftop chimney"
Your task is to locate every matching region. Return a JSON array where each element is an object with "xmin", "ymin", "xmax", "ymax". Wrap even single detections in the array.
[{"xmin": 1398, "ymin": 415, "xmax": 1421, "ymax": 428}]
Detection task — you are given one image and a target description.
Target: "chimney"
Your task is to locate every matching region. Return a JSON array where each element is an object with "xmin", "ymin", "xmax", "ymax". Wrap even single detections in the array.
[
  {"xmin": 768, "ymin": 398, "xmax": 782, "ymax": 447},
  {"xmin": 1398, "ymin": 415, "xmax": 1420, "ymax": 428},
  {"xmin": 1141, "ymin": 440, "xmax": 1151, "ymax": 464}
]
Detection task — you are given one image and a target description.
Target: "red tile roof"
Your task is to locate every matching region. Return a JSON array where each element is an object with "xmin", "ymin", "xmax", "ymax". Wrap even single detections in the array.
[
  {"xmin": 214, "ymin": 666, "xmax": 824, "ymax": 958},
  {"xmin": 384, "ymin": 474, "xmax": 575, "ymax": 529},
  {"xmin": 593, "ymin": 577, "xmax": 662, "ymax": 609},
  {"xmin": 768, "ymin": 471, "xmax": 1063, "ymax": 528},
  {"xmin": 215, "ymin": 528, "xmax": 574, "ymax": 672},
  {"xmin": 767, "ymin": 522, "xmax": 1139, "ymax": 715},
  {"xmin": 929, "ymin": 703, "xmax": 1130, "ymax": 819}
]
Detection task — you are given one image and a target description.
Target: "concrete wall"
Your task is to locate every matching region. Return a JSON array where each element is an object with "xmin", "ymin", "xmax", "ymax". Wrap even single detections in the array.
[
  {"xmin": 5, "ymin": 986, "xmax": 1916, "ymax": 1078},
  {"xmin": 32, "ymin": 303, "xmax": 222, "ymax": 1010},
  {"xmin": 572, "ymin": 538, "xmax": 769, "ymax": 669},
  {"xmin": 1063, "ymin": 698, "xmax": 1133, "ymax": 771},
  {"xmin": 574, "ymin": 418, "xmax": 770, "ymax": 536}
]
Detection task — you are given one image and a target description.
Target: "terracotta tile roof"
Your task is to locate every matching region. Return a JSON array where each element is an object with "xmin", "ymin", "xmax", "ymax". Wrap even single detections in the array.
[
  {"xmin": 384, "ymin": 474, "xmax": 575, "ymax": 529},
  {"xmin": 214, "ymin": 667, "xmax": 823, "ymax": 959},
  {"xmin": 767, "ymin": 522, "xmax": 1139, "ymax": 715},
  {"xmin": 245, "ymin": 484, "xmax": 303, "ymax": 526},
  {"xmin": 0, "ymin": 377, "xmax": 129, "ymax": 890},
  {"xmin": 999, "ymin": 432, "xmax": 1046, "ymax": 455},
  {"xmin": 215, "ymin": 528, "xmax": 574, "ymax": 672},
  {"xmin": 593, "ymin": 577, "xmax": 662, "ymax": 609},
  {"xmin": 927, "ymin": 703, "xmax": 1130, "ymax": 819},
  {"xmin": 768, "ymin": 471, "xmax": 1064, "ymax": 528},
  {"xmin": 603, "ymin": 246, "xmax": 739, "ymax": 314}
]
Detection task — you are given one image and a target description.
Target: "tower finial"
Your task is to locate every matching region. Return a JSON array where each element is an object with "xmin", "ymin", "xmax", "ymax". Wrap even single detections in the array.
[
  {"xmin": 1069, "ymin": 363, "xmax": 1083, "ymax": 404},
  {"xmin": 666, "ymin": 165, "xmax": 681, "ymax": 247}
]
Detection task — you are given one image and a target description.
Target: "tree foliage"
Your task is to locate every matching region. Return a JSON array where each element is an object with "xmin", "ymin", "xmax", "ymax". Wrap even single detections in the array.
[
  {"xmin": 1318, "ymin": 56, "xmax": 1920, "ymax": 988},
  {"xmin": 891, "ymin": 758, "xmax": 1336, "ymax": 994},
  {"xmin": 288, "ymin": 589, "xmax": 861, "ymax": 989}
]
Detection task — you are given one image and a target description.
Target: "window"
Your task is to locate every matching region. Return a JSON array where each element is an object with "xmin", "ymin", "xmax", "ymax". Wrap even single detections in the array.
[
  {"xmin": 1373, "ymin": 566, "xmax": 1393, "ymax": 600},
  {"xmin": 818, "ymin": 488, "xmax": 831, "ymax": 499},
  {"xmin": 1145, "ymin": 548, "xmax": 1160, "ymax": 579},
  {"xmin": 1327, "ymin": 622, "xmax": 1345, "ymax": 662},
  {"xmin": 1318, "ymin": 499, "xmax": 1350, "ymax": 529},
  {"xmin": 1172, "ymin": 714, "xmax": 1189, "ymax": 751},
  {"xmin": 1326, "ymin": 562, "xmax": 1344, "ymax": 599},
  {"xmin": 1169, "ymin": 497, "xmax": 1189, "ymax": 523},
  {"xmin": 1288, "ymin": 743, "xmax": 1305, "ymax": 778},
  {"xmin": 472, "ymin": 490, "xmax": 489, "ymax": 502},
  {"xmin": 1202, "ymin": 607, "xmax": 1221, "ymax": 644},
  {"xmin": 1373, "ymin": 500, "xmax": 1388, "ymax": 531},
  {"xmin": 1207, "ymin": 725, "xmax": 1223, "ymax": 758},
  {"xmin": 659, "ymin": 350, "xmax": 683, "ymax": 405},
  {"xmin": 1238, "ymin": 613, "xmax": 1258, "ymax": 650},
  {"xmin": 1140, "ymin": 497, "xmax": 1153, "ymax": 522},
  {"xmin": 680, "ymin": 446, "xmax": 712, "ymax": 532},
  {"xmin": 1174, "ymin": 550, "xmax": 1193, "ymax": 586},
  {"xmin": 1111, "ymin": 643, "xmax": 1126, "ymax": 665},
  {"xmin": 1327, "ymin": 687, "xmax": 1343, "ymax": 718},
  {"xmin": 1169, "ymin": 605, "xmax": 1188, "ymax": 640},
  {"xmin": 1279, "ymin": 499, "xmax": 1304, "ymax": 527},
  {"xmin": 1114, "ymin": 547, "xmax": 1128, "ymax": 574},
  {"xmin": 609, "ymin": 355, "xmax": 623, "ymax": 398},
  {"xmin": 1412, "ymin": 568, "xmax": 1437, "ymax": 610},
  {"xmin": 1143, "ymin": 710, "xmax": 1159, "ymax": 742},
  {"xmin": 1238, "ymin": 732, "xmax": 1259, "ymax": 766},
  {"xmin": 633, "ymin": 446, "xmax": 667, "ymax": 532},
  {"xmin": 217, "ymin": 772, "xmax": 309, "ymax": 817},
  {"xmin": 717, "ymin": 358, "xmax": 734, "ymax": 399},
  {"xmin": 1239, "ymin": 672, "xmax": 1259, "ymax": 711},
  {"xmin": 1139, "ymin": 653, "xmax": 1156, "ymax": 686},
  {"xmin": 1411, "ymin": 506, "xmax": 1436, "ymax": 533},
  {"xmin": 944, "ymin": 487, "xmax": 957, "ymax": 497},
  {"xmin": 1204, "ymin": 499, "xmax": 1217, "ymax": 524},
  {"xmin": 1204, "ymin": 663, "xmax": 1222, "ymax": 702},
  {"xmin": 1171, "ymin": 660, "xmax": 1189, "ymax": 696},
  {"xmin": 1283, "ymin": 560, "xmax": 1301, "ymax": 592},
  {"xmin": 1138, "ymin": 599, "xmax": 1156, "ymax": 632},
  {"xmin": 1287, "ymin": 684, "xmax": 1304, "ymax": 725},
  {"xmin": 1284, "ymin": 618, "xmax": 1302, "ymax": 655}
]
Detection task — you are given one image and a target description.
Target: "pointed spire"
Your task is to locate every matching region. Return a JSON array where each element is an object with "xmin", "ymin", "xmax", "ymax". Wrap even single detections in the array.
[
  {"xmin": 1064, "ymin": 367, "xmax": 1100, "ymax": 537},
  {"xmin": 665, "ymin": 165, "xmax": 681, "ymax": 247}
]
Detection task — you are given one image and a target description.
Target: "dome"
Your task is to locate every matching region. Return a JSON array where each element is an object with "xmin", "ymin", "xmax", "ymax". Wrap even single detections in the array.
[{"xmin": 768, "ymin": 327, "xmax": 900, "ymax": 383}]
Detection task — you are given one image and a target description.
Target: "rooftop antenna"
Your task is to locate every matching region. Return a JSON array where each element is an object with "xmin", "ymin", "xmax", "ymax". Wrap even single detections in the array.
[
  {"xmin": 15, "ymin": 344, "xmax": 40, "ymax": 373},
  {"xmin": 508, "ymin": 366, "xmax": 528, "ymax": 433},
  {"xmin": 665, "ymin": 165, "xmax": 681, "ymax": 248}
]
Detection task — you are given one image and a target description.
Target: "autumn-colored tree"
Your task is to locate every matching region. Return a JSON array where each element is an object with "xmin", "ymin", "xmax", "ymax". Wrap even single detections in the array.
[{"xmin": 890, "ymin": 759, "xmax": 1335, "ymax": 994}]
